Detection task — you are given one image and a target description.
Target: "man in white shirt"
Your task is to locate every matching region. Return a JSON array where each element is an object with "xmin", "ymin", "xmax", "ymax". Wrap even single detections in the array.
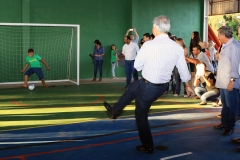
[
  {"xmin": 186, "ymin": 45, "xmax": 214, "ymax": 73},
  {"xmin": 125, "ymin": 28, "xmax": 139, "ymax": 44},
  {"xmin": 143, "ymin": 33, "xmax": 151, "ymax": 42},
  {"xmin": 103, "ymin": 15, "xmax": 194, "ymax": 154},
  {"xmin": 117, "ymin": 36, "xmax": 139, "ymax": 88}
]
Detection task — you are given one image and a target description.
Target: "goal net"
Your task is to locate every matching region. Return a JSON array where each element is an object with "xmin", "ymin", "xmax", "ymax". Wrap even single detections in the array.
[{"xmin": 0, "ymin": 23, "xmax": 80, "ymax": 86}]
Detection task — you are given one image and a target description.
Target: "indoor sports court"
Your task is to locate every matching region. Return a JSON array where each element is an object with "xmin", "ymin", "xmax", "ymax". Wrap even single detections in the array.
[
  {"xmin": 0, "ymin": 79, "xmax": 239, "ymax": 160},
  {"xmin": 0, "ymin": 0, "xmax": 240, "ymax": 160}
]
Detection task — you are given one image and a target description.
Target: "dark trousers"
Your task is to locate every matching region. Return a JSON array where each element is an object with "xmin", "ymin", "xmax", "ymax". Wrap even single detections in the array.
[
  {"xmin": 125, "ymin": 60, "xmax": 138, "ymax": 85},
  {"xmin": 112, "ymin": 79, "xmax": 167, "ymax": 148},
  {"xmin": 238, "ymin": 90, "xmax": 240, "ymax": 116},
  {"xmin": 93, "ymin": 60, "xmax": 103, "ymax": 77},
  {"xmin": 220, "ymin": 88, "xmax": 239, "ymax": 130},
  {"xmin": 172, "ymin": 67, "xmax": 181, "ymax": 95}
]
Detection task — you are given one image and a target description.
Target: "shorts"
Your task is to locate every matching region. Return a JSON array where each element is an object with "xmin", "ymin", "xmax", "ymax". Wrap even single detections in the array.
[
  {"xmin": 189, "ymin": 63, "xmax": 196, "ymax": 72},
  {"xmin": 25, "ymin": 68, "xmax": 44, "ymax": 80}
]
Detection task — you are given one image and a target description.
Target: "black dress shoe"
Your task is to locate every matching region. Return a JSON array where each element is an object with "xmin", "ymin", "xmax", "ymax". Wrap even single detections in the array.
[
  {"xmin": 230, "ymin": 138, "xmax": 240, "ymax": 143},
  {"xmin": 237, "ymin": 147, "xmax": 240, "ymax": 152},
  {"xmin": 136, "ymin": 145, "xmax": 154, "ymax": 154},
  {"xmin": 103, "ymin": 101, "xmax": 116, "ymax": 119},
  {"xmin": 222, "ymin": 128, "xmax": 234, "ymax": 135},
  {"xmin": 214, "ymin": 124, "xmax": 226, "ymax": 129}
]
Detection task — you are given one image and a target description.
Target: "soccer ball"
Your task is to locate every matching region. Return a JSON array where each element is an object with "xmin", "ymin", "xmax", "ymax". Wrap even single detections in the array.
[{"xmin": 28, "ymin": 84, "xmax": 35, "ymax": 90}]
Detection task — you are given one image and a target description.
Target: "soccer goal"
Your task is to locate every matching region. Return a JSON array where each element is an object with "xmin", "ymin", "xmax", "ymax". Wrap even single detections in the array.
[{"xmin": 0, "ymin": 23, "xmax": 80, "ymax": 86}]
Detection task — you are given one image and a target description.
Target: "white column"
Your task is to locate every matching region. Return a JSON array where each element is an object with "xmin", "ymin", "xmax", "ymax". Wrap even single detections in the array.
[{"xmin": 203, "ymin": 0, "xmax": 209, "ymax": 42}]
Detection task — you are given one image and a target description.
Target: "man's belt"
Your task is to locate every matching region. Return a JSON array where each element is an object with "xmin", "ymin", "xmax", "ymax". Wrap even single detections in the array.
[{"xmin": 142, "ymin": 77, "xmax": 167, "ymax": 86}]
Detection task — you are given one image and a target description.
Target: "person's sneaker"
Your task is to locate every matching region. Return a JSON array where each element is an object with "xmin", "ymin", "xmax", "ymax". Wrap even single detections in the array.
[
  {"xmin": 217, "ymin": 114, "xmax": 221, "ymax": 118},
  {"xmin": 92, "ymin": 77, "xmax": 96, "ymax": 81},
  {"xmin": 174, "ymin": 94, "xmax": 179, "ymax": 97},
  {"xmin": 183, "ymin": 94, "xmax": 188, "ymax": 98},
  {"xmin": 99, "ymin": 77, "xmax": 102, "ymax": 81},
  {"xmin": 113, "ymin": 77, "xmax": 119, "ymax": 79}
]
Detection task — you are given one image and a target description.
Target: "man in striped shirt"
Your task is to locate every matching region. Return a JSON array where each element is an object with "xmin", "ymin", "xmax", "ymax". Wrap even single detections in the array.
[{"xmin": 103, "ymin": 15, "xmax": 194, "ymax": 154}]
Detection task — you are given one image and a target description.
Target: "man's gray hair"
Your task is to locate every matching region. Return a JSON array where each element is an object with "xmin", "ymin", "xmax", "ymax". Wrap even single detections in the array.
[
  {"xmin": 153, "ymin": 15, "xmax": 170, "ymax": 33},
  {"xmin": 218, "ymin": 26, "xmax": 233, "ymax": 38}
]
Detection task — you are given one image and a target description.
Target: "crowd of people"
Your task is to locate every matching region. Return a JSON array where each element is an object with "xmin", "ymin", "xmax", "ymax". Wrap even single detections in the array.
[
  {"xmin": 92, "ymin": 25, "xmax": 221, "ymax": 104},
  {"xmin": 100, "ymin": 15, "xmax": 240, "ymax": 154}
]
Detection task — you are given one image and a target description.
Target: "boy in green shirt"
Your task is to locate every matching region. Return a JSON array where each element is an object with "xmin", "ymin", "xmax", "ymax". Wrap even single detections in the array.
[{"xmin": 21, "ymin": 48, "xmax": 50, "ymax": 88}]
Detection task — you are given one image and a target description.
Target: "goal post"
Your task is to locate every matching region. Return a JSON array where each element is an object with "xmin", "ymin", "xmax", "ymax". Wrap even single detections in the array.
[{"xmin": 0, "ymin": 23, "xmax": 80, "ymax": 86}]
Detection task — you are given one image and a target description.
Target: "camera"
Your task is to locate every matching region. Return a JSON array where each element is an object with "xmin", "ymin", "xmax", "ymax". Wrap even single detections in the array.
[{"xmin": 89, "ymin": 54, "xmax": 94, "ymax": 59}]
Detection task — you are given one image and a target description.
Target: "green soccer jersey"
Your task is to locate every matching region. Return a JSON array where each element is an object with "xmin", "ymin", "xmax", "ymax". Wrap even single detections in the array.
[
  {"xmin": 26, "ymin": 54, "xmax": 42, "ymax": 68},
  {"xmin": 110, "ymin": 50, "xmax": 117, "ymax": 63}
]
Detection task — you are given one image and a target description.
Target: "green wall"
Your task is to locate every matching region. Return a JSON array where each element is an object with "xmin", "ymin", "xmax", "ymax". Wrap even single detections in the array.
[
  {"xmin": 0, "ymin": 0, "xmax": 22, "ymax": 22},
  {"xmin": 29, "ymin": 0, "xmax": 131, "ymax": 79},
  {"xmin": 0, "ymin": 0, "xmax": 204, "ymax": 81},
  {"xmin": 132, "ymin": 0, "xmax": 204, "ymax": 50}
]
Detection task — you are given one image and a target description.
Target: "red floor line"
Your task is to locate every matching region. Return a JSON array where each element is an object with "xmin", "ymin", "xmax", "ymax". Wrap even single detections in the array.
[
  {"xmin": 0, "ymin": 123, "xmax": 215, "ymax": 160},
  {"xmin": 9, "ymin": 94, "xmax": 104, "ymax": 108},
  {"xmin": 10, "ymin": 100, "xmax": 27, "ymax": 107}
]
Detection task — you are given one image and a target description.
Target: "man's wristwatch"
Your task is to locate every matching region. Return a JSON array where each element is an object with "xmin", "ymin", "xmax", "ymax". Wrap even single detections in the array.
[{"xmin": 230, "ymin": 78, "xmax": 235, "ymax": 82}]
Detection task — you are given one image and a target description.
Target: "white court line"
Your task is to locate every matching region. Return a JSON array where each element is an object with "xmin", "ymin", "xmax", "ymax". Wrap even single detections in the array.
[
  {"xmin": 0, "ymin": 140, "xmax": 84, "ymax": 145},
  {"xmin": 160, "ymin": 152, "xmax": 193, "ymax": 160}
]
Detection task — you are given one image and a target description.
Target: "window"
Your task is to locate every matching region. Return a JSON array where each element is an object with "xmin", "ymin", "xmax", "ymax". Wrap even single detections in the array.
[{"xmin": 209, "ymin": 0, "xmax": 240, "ymax": 15}]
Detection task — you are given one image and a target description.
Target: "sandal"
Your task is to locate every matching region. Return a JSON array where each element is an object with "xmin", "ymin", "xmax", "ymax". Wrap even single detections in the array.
[
  {"xmin": 199, "ymin": 101, "xmax": 207, "ymax": 105},
  {"xmin": 212, "ymin": 102, "xmax": 219, "ymax": 107}
]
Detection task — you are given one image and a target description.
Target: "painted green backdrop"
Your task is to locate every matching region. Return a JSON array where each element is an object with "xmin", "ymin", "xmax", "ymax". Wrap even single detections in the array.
[{"xmin": 0, "ymin": 0, "xmax": 204, "ymax": 80}]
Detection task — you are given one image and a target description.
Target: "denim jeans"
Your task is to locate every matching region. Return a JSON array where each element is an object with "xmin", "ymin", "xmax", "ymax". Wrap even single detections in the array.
[
  {"xmin": 125, "ymin": 60, "xmax": 138, "ymax": 85},
  {"xmin": 172, "ymin": 67, "xmax": 181, "ymax": 95},
  {"xmin": 220, "ymin": 88, "xmax": 240, "ymax": 130},
  {"xmin": 212, "ymin": 61, "xmax": 217, "ymax": 71},
  {"xmin": 93, "ymin": 60, "xmax": 103, "ymax": 77},
  {"xmin": 112, "ymin": 79, "xmax": 167, "ymax": 148},
  {"xmin": 111, "ymin": 62, "xmax": 116, "ymax": 77},
  {"xmin": 238, "ymin": 90, "xmax": 240, "ymax": 117},
  {"xmin": 194, "ymin": 87, "xmax": 220, "ymax": 102}
]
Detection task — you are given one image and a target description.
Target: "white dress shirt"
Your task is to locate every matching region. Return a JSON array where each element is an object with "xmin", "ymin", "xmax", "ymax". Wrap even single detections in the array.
[
  {"xmin": 134, "ymin": 34, "xmax": 191, "ymax": 84},
  {"xmin": 122, "ymin": 42, "xmax": 139, "ymax": 60},
  {"xmin": 196, "ymin": 52, "xmax": 214, "ymax": 73}
]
